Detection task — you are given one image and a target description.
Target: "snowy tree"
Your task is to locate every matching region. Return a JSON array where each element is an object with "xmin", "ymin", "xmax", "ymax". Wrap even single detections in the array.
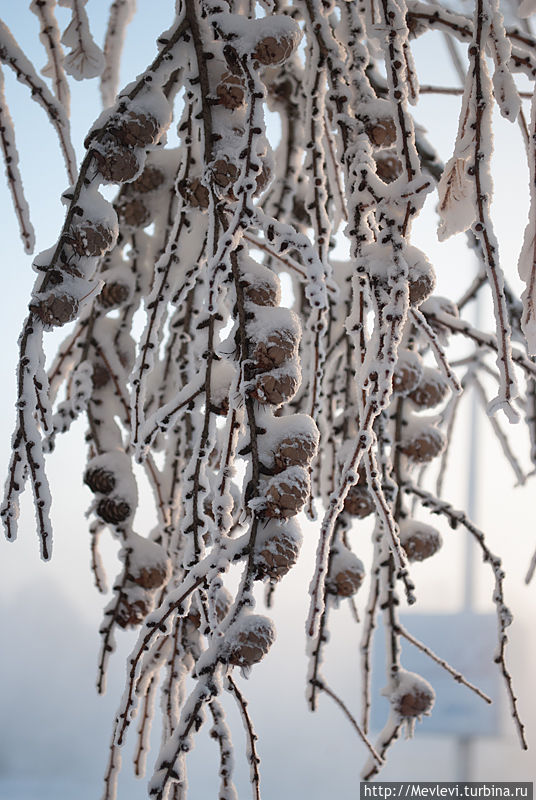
[{"xmin": 0, "ymin": 0, "xmax": 535, "ymax": 796}]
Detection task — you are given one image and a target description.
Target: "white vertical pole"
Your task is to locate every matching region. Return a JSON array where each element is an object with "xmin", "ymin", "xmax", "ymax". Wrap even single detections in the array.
[{"xmin": 457, "ymin": 259, "xmax": 482, "ymax": 781}]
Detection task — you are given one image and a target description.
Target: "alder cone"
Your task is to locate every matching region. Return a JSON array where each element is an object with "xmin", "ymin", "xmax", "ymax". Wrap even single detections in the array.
[
  {"xmin": 366, "ymin": 117, "xmax": 397, "ymax": 148},
  {"xmin": 99, "ymin": 280, "xmax": 131, "ymax": 310},
  {"xmin": 116, "ymin": 596, "xmax": 150, "ymax": 628},
  {"xmin": 250, "ymin": 370, "xmax": 299, "ymax": 406},
  {"xmin": 30, "ymin": 293, "xmax": 79, "ymax": 328},
  {"xmin": 212, "ymin": 159, "xmax": 239, "ymax": 190},
  {"xmin": 97, "ymin": 496, "xmax": 132, "ymax": 524},
  {"xmin": 131, "ymin": 565, "xmax": 167, "ymax": 590},
  {"xmin": 253, "ymin": 36, "xmax": 295, "ymax": 66},
  {"xmin": 130, "ymin": 165, "xmax": 165, "ymax": 194},
  {"xmin": 375, "ymin": 152, "xmax": 403, "ymax": 183},
  {"xmin": 117, "ymin": 196, "xmax": 150, "ymax": 227},
  {"xmin": 216, "ymin": 72, "xmax": 245, "ymax": 109},
  {"xmin": 226, "ymin": 615, "xmax": 275, "ymax": 667},
  {"xmin": 396, "ymin": 688, "xmax": 434, "ymax": 717},
  {"xmin": 343, "ymin": 484, "xmax": 375, "ymax": 518},
  {"xmin": 84, "ymin": 466, "xmax": 115, "ymax": 495},
  {"xmin": 409, "ymin": 267, "xmax": 436, "ymax": 306},
  {"xmin": 329, "ymin": 551, "xmax": 365, "ymax": 597},
  {"xmin": 114, "ymin": 110, "xmax": 162, "ymax": 148},
  {"xmin": 263, "ymin": 467, "xmax": 309, "ymax": 519},
  {"xmin": 399, "ymin": 424, "xmax": 446, "ymax": 464},
  {"xmin": 70, "ymin": 222, "xmax": 115, "ymax": 257},
  {"xmin": 391, "ymin": 679, "xmax": 435, "ymax": 718},
  {"xmin": 178, "ymin": 177, "xmax": 209, "ymax": 210},
  {"xmin": 254, "ymin": 525, "xmax": 301, "ymax": 580},
  {"xmin": 392, "ymin": 351, "xmax": 423, "ymax": 396},
  {"xmin": 273, "ymin": 435, "xmax": 317, "ymax": 471},
  {"xmin": 333, "ymin": 567, "xmax": 363, "ymax": 597},
  {"xmin": 252, "ymin": 331, "xmax": 298, "ymax": 371},
  {"xmin": 243, "ymin": 278, "xmax": 279, "ymax": 307},
  {"xmin": 399, "ymin": 521, "xmax": 442, "ymax": 563},
  {"xmin": 95, "ymin": 142, "xmax": 141, "ymax": 183},
  {"xmin": 408, "ymin": 369, "xmax": 449, "ymax": 409}
]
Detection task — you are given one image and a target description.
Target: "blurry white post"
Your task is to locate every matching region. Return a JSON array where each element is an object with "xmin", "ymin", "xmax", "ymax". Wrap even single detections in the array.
[{"xmin": 457, "ymin": 255, "xmax": 483, "ymax": 781}]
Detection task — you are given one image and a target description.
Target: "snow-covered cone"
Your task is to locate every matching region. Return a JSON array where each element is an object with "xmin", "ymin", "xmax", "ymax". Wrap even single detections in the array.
[
  {"xmin": 406, "ymin": 246, "xmax": 436, "ymax": 306},
  {"xmin": 97, "ymin": 496, "xmax": 132, "ymax": 524},
  {"xmin": 216, "ymin": 71, "xmax": 245, "ymax": 110},
  {"xmin": 129, "ymin": 164, "xmax": 166, "ymax": 194},
  {"xmin": 399, "ymin": 420, "xmax": 446, "ymax": 464},
  {"xmin": 364, "ymin": 100, "xmax": 397, "ymax": 149},
  {"xmin": 328, "ymin": 548, "xmax": 365, "ymax": 597},
  {"xmin": 112, "ymin": 90, "xmax": 172, "ymax": 148},
  {"xmin": 343, "ymin": 483, "xmax": 375, "ymax": 518},
  {"xmin": 30, "ymin": 291, "xmax": 79, "ymax": 327},
  {"xmin": 98, "ymin": 278, "xmax": 132, "ymax": 310},
  {"xmin": 115, "ymin": 583, "xmax": 153, "ymax": 629},
  {"xmin": 117, "ymin": 195, "xmax": 150, "ymax": 228},
  {"xmin": 408, "ymin": 367, "xmax": 449, "ymax": 409},
  {"xmin": 84, "ymin": 465, "xmax": 116, "ymax": 495},
  {"xmin": 93, "ymin": 137, "xmax": 143, "ymax": 183},
  {"xmin": 249, "ymin": 307, "xmax": 301, "ymax": 372},
  {"xmin": 375, "ymin": 150, "xmax": 403, "ymax": 183},
  {"xmin": 86, "ymin": 451, "xmax": 138, "ymax": 525},
  {"xmin": 250, "ymin": 361, "xmax": 301, "ymax": 406},
  {"xmin": 178, "ymin": 177, "xmax": 209, "ymax": 209},
  {"xmin": 399, "ymin": 520, "xmax": 442, "ymax": 562},
  {"xmin": 69, "ymin": 220, "xmax": 116, "ymax": 257},
  {"xmin": 241, "ymin": 260, "xmax": 281, "ymax": 307},
  {"xmin": 256, "ymin": 465, "xmax": 310, "ymax": 519},
  {"xmin": 126, "ymin": 532, "xmax": 171, "ymax": 589},
  {"xmin": 254, "ymin": 519, "xmax": 303, "ymax": 581},
  {"xmin": 258, "ymin": 413, "xmax": 319, "ymax": 472},
  {"xmin": 387, "ymin": 669, "xmax": 435, "ymax": 735},
  {"xmin": 225, "ymin": 614, "xmax": 276, "ymax": 668},
  {"xmin": 392, "ymin": 349, "xmax": 424, "ymax": 396}
]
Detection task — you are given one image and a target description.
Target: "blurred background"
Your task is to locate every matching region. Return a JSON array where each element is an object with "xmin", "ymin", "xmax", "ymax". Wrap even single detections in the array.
[{"xmin": 0, "ymin": 2, "xmax": 535, "ymax": 798}]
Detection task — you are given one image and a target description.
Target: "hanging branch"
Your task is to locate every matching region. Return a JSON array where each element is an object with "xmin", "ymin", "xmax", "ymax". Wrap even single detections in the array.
[
  {"xmin": 101, "ymin": 0, "xmax": 137, "ymax": 107},
  {"xmin": 471, "ymin": 375, "xmax": 527, "ymax": 485},
  {"xmin": 396, "ymin": 622, "xmax": 493, "ymax": 703},
  {"xmin": 402, "ymin": 482, "xmax": 528, "ymax": 749},
  {"xmin": 59, "ymin": 0, "xmax": 105, "ymax": 81},
  {"xmin": 0, "ymin": 67, "xmax": 35, "ymax": 253},
  {"xmin": 226, "ymin": 676, "xmax": 261, "ymax": 800},
  {"xmin": 0, "ymin": 18, "xmax": 76, "ymax": 182},
  {"xmin": 30, "ymin": 0, "xmax": 71, "ymax": 112},
  {"xmin": 465, "ymin": 0, "xmax": 519, "ymax": 420},
  {"xmin": 422, "ymin": 304, "xmax": 536, "ymax": 379},
  {"xmin": 311, "ymin": 678, "xmax": 384, "ymax": 765}
]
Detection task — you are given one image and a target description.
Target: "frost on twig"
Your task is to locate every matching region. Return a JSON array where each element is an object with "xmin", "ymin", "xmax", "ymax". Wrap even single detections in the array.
[
  {"xmin": 0, "ymin": 67, "xmax": 35, "ymax": 253},
  {"xmin": 30, "ymin": 0, "xmax": 70, "ymax": 112},
  {"xmin": 0, "ymin": 17, "xmax": 76, "ymax": 181},
  {"xmin": 403, "ymin": 482, "xmax": 527, "ymax": 750},
  {"xmin": 59, "ymin": 0, "xmax": 105, "ymax": 81},
  {"xmin": 101, "ymin": 0, "xmax": 137, "ymax": 108}
]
